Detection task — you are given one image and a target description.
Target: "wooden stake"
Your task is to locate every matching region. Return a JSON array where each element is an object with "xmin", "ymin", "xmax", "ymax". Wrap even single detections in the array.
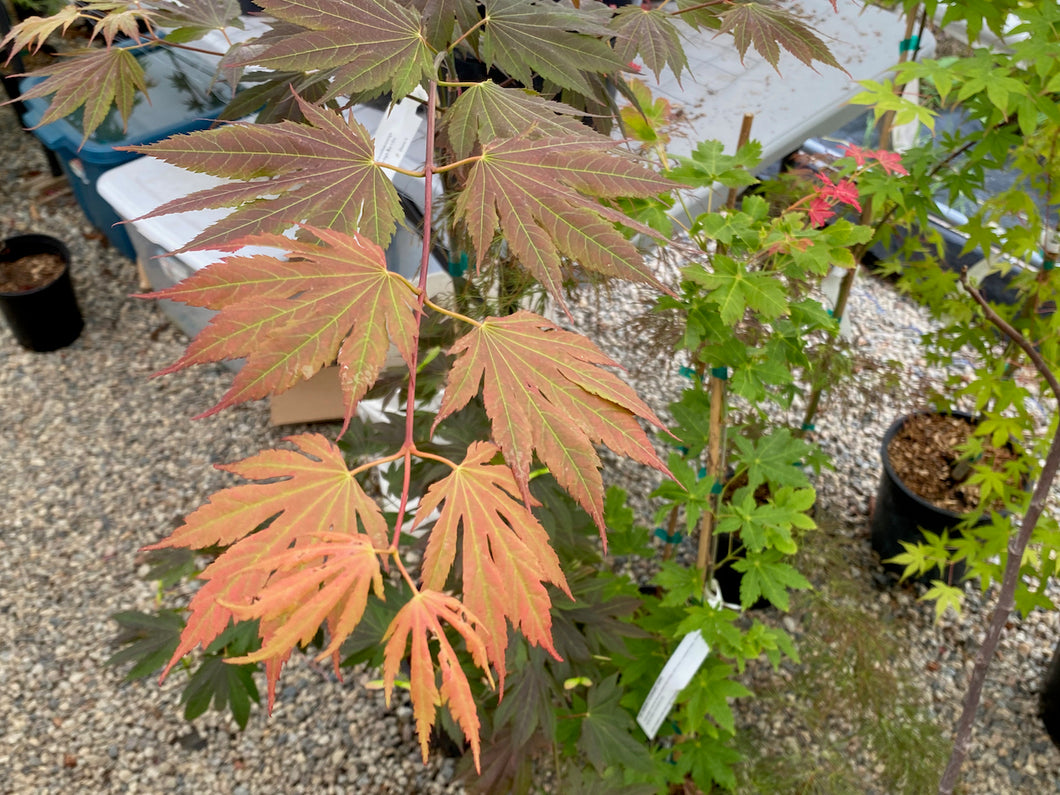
[{"xmin": 697, "ymin": 114, "xmax": 753, "ymax": 590}]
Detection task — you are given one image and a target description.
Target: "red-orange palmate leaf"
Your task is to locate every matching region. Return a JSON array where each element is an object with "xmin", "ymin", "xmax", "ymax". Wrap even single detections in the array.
[
  {"xmin": 147, "ymin": 434, "xmax": 387, "ymax": 703},
  {"xmin": 413, "ymin": 441, "xmax": 571, "ymax": 684},
  {"xmin": 143, "ymin": 226, "xmax": 418, "ymax": 427},
  {"xmin": 224, "ymin": 531, "xmax": 383, "ymax": 666},
  {"xmin": 434, "ymin": 311, "xmax": 669, "ymax": 538},
  {"xmin": 382, "ymin": 589, "xmax": 493, "ymax": 772}
]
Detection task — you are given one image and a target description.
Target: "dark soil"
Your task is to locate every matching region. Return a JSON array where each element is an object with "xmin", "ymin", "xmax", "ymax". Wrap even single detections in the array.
[
  {"xmin": 888, "ymin": 413, "xmax": 1016, "ymax": 513},
  {"xmin": 0, "ymin": 253, "xmax": 65, "ymax": 293}
]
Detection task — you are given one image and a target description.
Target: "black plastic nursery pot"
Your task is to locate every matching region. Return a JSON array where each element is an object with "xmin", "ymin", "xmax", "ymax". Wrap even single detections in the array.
[
  {"xmin": 712, "ymin": 531, "xmax": 771, "ymax": 611},
  {"xmin": 1039, "ymin": 641, "xmax": 1060, "ymax": 749},
  {"xmin": 870, "ymin": 412, "xmax": 986, "ymax": 585},
  {"xmin": 0, "ymin": 234, "xmax": 83, "ymax": 352}
]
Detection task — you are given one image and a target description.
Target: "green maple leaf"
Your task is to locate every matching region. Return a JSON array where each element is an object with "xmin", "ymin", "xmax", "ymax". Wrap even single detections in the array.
[
  {"xmin": 147, "ymin": 434, "xmax": 388, "ymax": 693},
  {"xmin": 250, "ymin": 0, "xmax": 433, "ymax": 100},
  {"xmin": 17, "ymin": 46, "xmax": 146, "ymax": 143},
  {"xmin": 478, "ymin": 0, "xmax": 625, "ymax": 96},
  {"xmin": 456, "ymin": 134, "xmax": 675, "ymax": 302},
  {"xmin": 965, "ymin": 464, "xmax": 1009, "ymax": 506},
  {"xmin": 414, "ymin": 441, "xmax": 572, "ymax": 680},
  {"xmin": 435, "ymin": 311, "xmax": 669, "ymax": 535},
  {"xmin": 682, "ymin": 659, "xmax": 751, "ymax": 735},
  {"xmin": 717, "ymin": 2, "xmax": 844, "ymax": 74},
  {"xmin": 731, "ymin": 549, "xmax": 811, "ymax": 611},
  {"xmin": 921, "ymin": 581, "xmax": 965, "ymax": 621},
  {"xmin": 145, "ymin": 226, "xmax": 419, "ymax": 423},
  {"xmin": 182, "ymin": 654, "xmax": 261, "ymax": 730},
  {"xmin": 672, "ymin": 734, "xmax": 742, "ymax": 791},
  {"xmin": 381, "ymin": 589, "xmax": 494, "ymax": 771},
  {"xmin": 685, "ymin": 255, "xmax": 789, "ymax": 325},
  {"xmin": 669, "ymin": 139, "xmax": 762, "ymax": 190},
  {"xmin": 129, "ymin": 94, "xmax": 403, "ymax": 253},
  {"xmin": 107, "ymin": 610, "xmax": 185, "ymax": 681},
  {"xmin": 670, "ymin": 388, "xmax": 714, "ymax": 457},
  {"xmin": 730, "ymin": 429, "xmax": 812, "ymax": 490},
  {"xmin": 440, "ymin": 81, "xmax": 593, "ymax": 160},
  {"xmin": 577, "ymin": 675, "xmax": 654, "ymax": 774},
  {"xmin": 609, "ymin": 6, "xmax": 687, "ymax": 82},
  {"xmin": 730, "ymin": 352, "xmax": 794, "ymax": 403},
  {"xmin": 693, "ymin": 210, "xmax": 762, "ymax": 248}
]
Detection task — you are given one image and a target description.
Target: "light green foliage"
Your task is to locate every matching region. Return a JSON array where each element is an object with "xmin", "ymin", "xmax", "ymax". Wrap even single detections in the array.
[{"xmin": 853, "ymin": 2, "xmax": 1060, "ymax": 620}]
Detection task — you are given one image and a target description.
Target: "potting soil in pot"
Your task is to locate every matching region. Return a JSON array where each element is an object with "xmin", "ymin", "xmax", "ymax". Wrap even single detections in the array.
[
  {"xmin": 886, "ymin": 412, "xmax": 1016, "ymax": 513},
  {"xmin": 0, "ymin": 252, "xmax": 64, "ymax": 292}
]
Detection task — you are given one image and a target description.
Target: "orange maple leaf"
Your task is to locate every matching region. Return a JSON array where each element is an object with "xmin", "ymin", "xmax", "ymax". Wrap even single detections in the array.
[
  {"xmin": 224, "ymin": 531, "xmax": 384, "ymax": 666},
  {"xmin": 144, "ymin": 226, "xmax": 419, "ymax": 428},
  {"xmin": 434, "ymin": 311, "xmax": 668, "ymax": 537},
  {"xmin": 147, "ymin": 434, "xmax": 387, "ymax": 701},
  {"xmin": 413, "ymin": 441, "xmax": 572, "ymax": 684},
  {"xmin": 382, "ymin": 590, "xmax": 493, "ymax": 772}
]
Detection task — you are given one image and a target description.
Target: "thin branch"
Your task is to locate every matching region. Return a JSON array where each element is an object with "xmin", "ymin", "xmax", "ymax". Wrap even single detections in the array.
[
  {"xmin": 938, "ymin": 271, "xmax": 1060, "ymax": 793},
  {"xmin": 389, "ymin": 62, "xmax": 443, "ymax": 551},
  {"xmin": 960, "ymin": 269, "xmax": 1060, "ymax": 402}
]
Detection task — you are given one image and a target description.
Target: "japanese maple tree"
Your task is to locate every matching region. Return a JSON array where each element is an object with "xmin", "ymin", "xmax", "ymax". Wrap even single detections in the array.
[{"xmin": 4, "ymin": 0, "xmax": 847, "ymax": 780}]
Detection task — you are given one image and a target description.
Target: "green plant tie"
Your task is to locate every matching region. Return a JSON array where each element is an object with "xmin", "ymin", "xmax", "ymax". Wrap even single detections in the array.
[
  {"xmin": 710, "ymin": 481, "xmax": 723, "ymax": 495},
  {"xmin": 899, "ymin": 36, "xmax": 919, "ymax": 52},
  {"xmin": 801, "ymin": 422, "xmax": 816, "ymax": 431},
  {"xmin": 698, "ymin": 466, "xmax": 707, "ymax": 479},
  {"xmin": 678, "ymin": 366, "xmax": 699, "ymax": 380},
  {"xmin": 676, "ymin": 445, "xmax": 689, "ymax": 456},
  {"xmin": 1044, "ymin": 258, "xmax": 1055, "ymax": 272},
  {"xmin": 711, "ymin": 366, "xmax": 728, "ymax": 379},
  {"xmin": 448, "ymin": 251, "xmax": 469, "ymax": 277},
  {"xmin": 654, "ymin": 527, "xmax": 683, "ymax": 544}
]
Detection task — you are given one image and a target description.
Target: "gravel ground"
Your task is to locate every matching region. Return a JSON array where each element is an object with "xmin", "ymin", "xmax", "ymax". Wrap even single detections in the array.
[{"xmin": 2, "ymin": 93, "xmax": 1060, "ymax": 794}]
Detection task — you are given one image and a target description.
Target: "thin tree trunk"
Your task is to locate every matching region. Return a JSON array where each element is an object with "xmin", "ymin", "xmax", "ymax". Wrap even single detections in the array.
[{"xmin": 938, "ymin": 273, "xmax": 1060, "ymax": 793}]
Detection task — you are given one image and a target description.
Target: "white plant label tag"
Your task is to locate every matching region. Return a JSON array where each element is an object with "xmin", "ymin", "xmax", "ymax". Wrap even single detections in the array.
[
  {"xmin": 636, "ymin": 630, "xmax": 710, "ymax": 740},
  {"xmin": 373, "ymin": 86, "xmax": 428, "ymax": 179}
]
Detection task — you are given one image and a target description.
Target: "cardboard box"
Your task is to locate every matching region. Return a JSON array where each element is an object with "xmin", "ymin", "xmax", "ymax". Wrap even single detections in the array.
[{"xmin": 269, "ymin": 366, "xmax": 347, "ymax": 426}]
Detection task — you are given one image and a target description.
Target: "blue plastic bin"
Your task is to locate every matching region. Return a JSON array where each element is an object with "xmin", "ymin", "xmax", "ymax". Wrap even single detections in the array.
[{"xmin": 20, "ymin": 46, "xmax": 232, "ymax": 260}]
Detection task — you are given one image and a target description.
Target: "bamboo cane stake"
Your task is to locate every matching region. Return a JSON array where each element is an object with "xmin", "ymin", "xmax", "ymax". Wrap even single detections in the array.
[{"xmin": 696, "ymin": 114, "xmax": 753, "ymax": 588}]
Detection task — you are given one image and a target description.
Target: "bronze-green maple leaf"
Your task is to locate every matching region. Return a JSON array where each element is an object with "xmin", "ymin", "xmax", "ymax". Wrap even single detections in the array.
[
  {"xmin": 440, "ymin": 81, "xmax": 595, "ymax": 160},
  {"xmin": 478, "ymin": 0, "xmax": 624, "ymax": 97},
  {"xmin": 126, "ymin": 94, "xmax": 404, "ymax": 252},
  {"xmin": 17, "ymin": 46, "xmax": 146, "ymax": 142},
  {"xmin": 414, "ymin": 441, "xmax": 571, "ymax": 681},
  {"xmin": 609, "ymin": 5, "xmax": 688, "ymax": 82},
  {"xmin": 455, "ymin": 134, "xmax": 676, "ymax": 301},
  {"xmin": 145, "ymin": 226, "xmax": 419, "ymax": 425},
  {"xmin": 147, "ymin": 0, "xmax": 246, "ymax": 43},
  {"xmin": 382, "ymin": 589, "xmax": 493, "ymax": 770},
  {"xmin": 420, "ymin": 0, "xmax": 486, "ymax": 50},
  {"xmin": 248, "ymin": 0, "xmax": 433, "ymax": 100},
  {"xmin": 434, "ymin": 311, "xmax": 668, "ymax": 535},
  {"xmin": 147, "ymin": 434, "xmax": 388, "ymax": 695},
  {"xmin": 717, "ymin": 2, "xmax": 844, "ymax": 74}
]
